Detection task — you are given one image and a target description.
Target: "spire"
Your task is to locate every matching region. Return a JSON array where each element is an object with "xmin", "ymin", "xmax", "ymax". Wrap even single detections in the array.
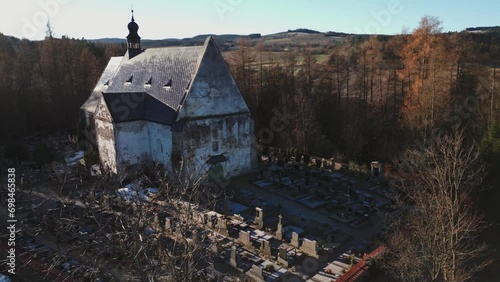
[{"xmin": 126, "ymin": 9, "xmax": 142, "ymax": 59}]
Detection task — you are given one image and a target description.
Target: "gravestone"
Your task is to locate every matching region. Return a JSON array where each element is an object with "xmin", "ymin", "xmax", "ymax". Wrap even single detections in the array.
[
  {"xmin": 255, "ymin": 207, "xmax": 264, "ymax": 229},
  {"xmin": 152, "ymin": 214, "xmax": 159, "ymax": 229},
  {"xmin": 370, "ymin": 161, "xmax": 384, "ymax": 179},
  {"xmin": 210, "ymin": 244, "xmax": 218, "ymax": 255},
  {"xmin": 249, "ymin": 265, "xmax": 264, "ymax": 281},
  {"xmin": 277, "ymin": 247, "xmax": 289, "ymax": 267},
  {"xmin": 165, "ymin": 218, "xmax": 171, "ymax": 230},
  {"xmin": 216, "ymin": 218, "xmax": 228, "ymax": 236},
  {"xmin": 276, "ymin": 214, "xmax": 283, "ymax": 240},
  {"xmin": 210, "ymin": 215, "xmax": 218, "ymax": 229},
  {"xmin": 291, "ymin": 232, "xmax": 300, "ymax": 248},
  {"xmin": 239, "ymin": 231, "xmax": 251, "ymax": 247},
  {"xmin": 233, "ymin": 214, "xmax": 244, "ymax": 222},
  {"xmin": 230, "ymin": 246, "xmax": 237, "ymax": 268},
  {"xmin": 300, "ymin": 239, "xmax": 318, "ymax": 258},
  {"xmin": 260, "ymin": 240, "xmax": 271, "ymax": 256}
]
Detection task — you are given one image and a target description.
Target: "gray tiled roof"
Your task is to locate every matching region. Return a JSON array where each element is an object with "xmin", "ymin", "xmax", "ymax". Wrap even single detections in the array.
[
  {"xmin": 81, "ymin": 56, "xmax": 123, "ymax": 113},
  {"xmin": 105, "ymin": 46, "xmax": 205, "ymax": 110}
]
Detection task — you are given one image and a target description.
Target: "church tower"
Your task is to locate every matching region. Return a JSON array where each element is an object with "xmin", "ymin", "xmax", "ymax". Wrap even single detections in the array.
[{"xmin": 126, "ymin": 10, "xmax": 142, "ymax": 59}]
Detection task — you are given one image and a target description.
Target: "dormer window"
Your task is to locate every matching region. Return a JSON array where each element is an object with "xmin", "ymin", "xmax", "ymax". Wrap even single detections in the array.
[
  {"xmin": 125, "ymin": 75, "xmax": 133, "ymax": 85},
  {"xmin": 104, "ymin": 79, "xmax": 110, "ymax": 86},
  {"xmin": 145, "ymin": 77, "xmax": 152, "ymax": 87},
  {"xmin": 163, "ymin": 79, "xmax": 173, "ymax": 90}
]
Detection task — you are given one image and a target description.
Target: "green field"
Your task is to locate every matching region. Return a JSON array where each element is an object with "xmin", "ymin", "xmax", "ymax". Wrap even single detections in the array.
[{"xmin": 222, "ymin": 51, "xmax": 330, "ymax": 65}]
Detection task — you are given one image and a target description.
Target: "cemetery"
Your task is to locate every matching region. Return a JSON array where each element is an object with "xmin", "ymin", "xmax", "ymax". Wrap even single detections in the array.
[
  {"xmin": 1, "ymin": 133, "xmax": 390, "ymax": 281},
  {"xmin": 198, "ymin": 147, "xmax": 392, "ymax": 281}
]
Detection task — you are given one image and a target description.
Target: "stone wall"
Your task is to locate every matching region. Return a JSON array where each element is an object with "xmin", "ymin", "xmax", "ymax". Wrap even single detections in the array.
[
  {"xmin": 178, "ymin": 114, "xmax": 255, "ymax": 178},
  {"xmin": 114, "ymin": 121, "xmax": 173, "ymax": 173}
]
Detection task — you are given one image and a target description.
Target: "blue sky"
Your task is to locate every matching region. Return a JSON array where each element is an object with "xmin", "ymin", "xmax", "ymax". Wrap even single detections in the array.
[{"xmin": 2, "ymin": 0, "xmax": 499, "ymax": 40}]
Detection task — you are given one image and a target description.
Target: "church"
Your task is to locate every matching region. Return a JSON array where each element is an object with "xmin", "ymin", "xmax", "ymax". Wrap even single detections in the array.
[{"xmin": 80, "ymin": 12, "xmax": 257, "ymax": 178}]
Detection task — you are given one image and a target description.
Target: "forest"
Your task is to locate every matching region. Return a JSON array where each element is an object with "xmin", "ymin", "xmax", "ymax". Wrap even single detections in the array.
[
  {"xmin": 228, "ymin": 17, "xmax": 500, "ymax": 164},
  {"xmin": 0, "ymin": 17, "xmax": 498, "ymax": 165}
]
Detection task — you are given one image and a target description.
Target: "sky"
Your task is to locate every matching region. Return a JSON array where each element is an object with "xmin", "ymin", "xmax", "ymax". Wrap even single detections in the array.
[{"xmin": 2, "ymin": 0, "xmax": 499, "ymax": 40}]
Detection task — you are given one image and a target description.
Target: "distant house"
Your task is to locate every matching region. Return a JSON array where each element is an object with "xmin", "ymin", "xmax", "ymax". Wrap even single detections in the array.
[{"xmin": 80, "ymin": 12, "xmax": 256, "ymax": 178}]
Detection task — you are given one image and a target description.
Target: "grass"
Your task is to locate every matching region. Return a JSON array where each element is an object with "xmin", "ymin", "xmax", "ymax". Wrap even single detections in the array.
[
  {"xmin": 222, "ymin": 51, "xmax": 330, "ymax": 65},
  {"xmin": 260, "ymin": 32, "xmax": 346, "ymax": 46}
]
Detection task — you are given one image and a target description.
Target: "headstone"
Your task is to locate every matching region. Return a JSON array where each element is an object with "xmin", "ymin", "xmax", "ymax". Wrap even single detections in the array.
[
  {"xmin": 216, "ymin": 218, "xmax": 228, "ymax": 236},
  {"xmin": 279, "ymin": 248, "xmax": 288, "ymax": 260},
  {"xmin": 197, "ymin": 214, "xmax": 205, "ymax": 224},
  {"xmin": 255, "ymin": 207, "xmax": 264, "ymax": 229},
  {"xmin": 249, "ymin": 265, "xmax": 264, "ymax": 281},
  {"xmin": 370, "ymin": 161, "xmax": 384, "ymax": 179},
  {"xmin": 210, "ymin": 215, "xmax": 218, "ymax": 229},
  {"xmin": 230, "ymin": 246, "xmax": 237, "ymax": 268},
  {"xmin": 210, "ymin": 244, "xmax": 218, "ymax": 255},
  {"xmin": 300, "ymin": 239, "xmax": 318, "ymax": 258},
  {"xmin": 276, "ymin": 214, "xmax": 283, "ymax": 240},
  {"xmin": 233, "ymin": 214, "xmax": 244, "ymax": 222},
  {"xmin": 260, "ymin": 240, "xmax": 271, "ymax": 256},
  {"xmin": 165, "ymin": 218, "xmax": 171, "ymax": 230},
  {"xmin": 291, "ymin": 232, "xmax": 299, "ymax": 248},
  {"xmin": 152, "ymin": 214, "xmax": 159, "ymax": 229},
  {"xmin": 238, "ymin": 231, "xmax": 251, "ymax": 247},
  {"xmin": 277, "ymin": 247, "xmax": 289, "ymax": 267},
  {"xmin": 205, "ymin": 214, "xmax": 215, "ymax": 228}
]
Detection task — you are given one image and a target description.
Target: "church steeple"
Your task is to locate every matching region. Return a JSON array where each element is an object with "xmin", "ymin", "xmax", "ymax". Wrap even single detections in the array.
[{"xmin": 126, "ymin": 9, "xmax": 142, "ymax": 59}]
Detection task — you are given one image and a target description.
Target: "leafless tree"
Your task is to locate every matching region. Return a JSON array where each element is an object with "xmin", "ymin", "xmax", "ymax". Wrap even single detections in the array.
[
  {"xmin": 383, "ymin": 131, "xmax": 493, "ymax": 282},
  {"xmin": 16, "ymin": 163, "xmax": 224, "ymax": 281}
]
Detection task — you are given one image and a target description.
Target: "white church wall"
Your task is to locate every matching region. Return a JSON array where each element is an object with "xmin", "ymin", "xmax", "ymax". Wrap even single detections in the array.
[
  {"xmin": 115, "ymin": 121, "xmax": 150, "ymax": 170},
  {"xmin": 114, "ymin": 121, "xmax": 173, "ymax": 172},
  {"xmin": 95, "ymin": 119, "xmax": 117, "ymax": 173},
  {"xmin": 148, "ymin": 122, "xmax": 173, "ymax": 171},
  {"xmin": 181, "ymin": 114, "xmax": 255, "ymax": 179}
]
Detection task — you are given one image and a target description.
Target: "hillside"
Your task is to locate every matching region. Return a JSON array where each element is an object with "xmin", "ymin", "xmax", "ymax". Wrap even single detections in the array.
[{"xmin": 90, "ymin": 30, "xmax": 350, "ymax": 52}]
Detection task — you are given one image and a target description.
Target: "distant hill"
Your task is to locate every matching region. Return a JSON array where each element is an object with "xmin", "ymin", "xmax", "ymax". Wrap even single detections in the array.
[
  {"xmin": 287, "ymin": 28, "xmax": 322, "ymax": 34},
  {"xmin": 90, "ymin": 34, "xmax": 263, "ymax": 49},
  {"xmin": 90, "ymin": 26, "xmax": 499, "ymax": 51},
  {"xmin": 465, "ymin": 26, "xmax": 500, "ymax": 32},
  {"xmin": 88, "ymin": 30, "xmax": 347, "ymax": 51}
]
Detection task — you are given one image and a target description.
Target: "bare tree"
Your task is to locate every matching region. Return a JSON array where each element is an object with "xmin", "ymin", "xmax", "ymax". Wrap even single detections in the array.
[
  {"xmin": 88, "ymin": 166, "xmax": 223, "ymax": 281},
  {"xmin": 229, "ymin": 37, "xmax": 256, "ymax": 113},
  {"xmin": 383, "ymin": 132, "xmax": 492, "ymax": 282},
  {"xmin": 15, "ymin": 163, "xmax": 223, "ymax": 281}
]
